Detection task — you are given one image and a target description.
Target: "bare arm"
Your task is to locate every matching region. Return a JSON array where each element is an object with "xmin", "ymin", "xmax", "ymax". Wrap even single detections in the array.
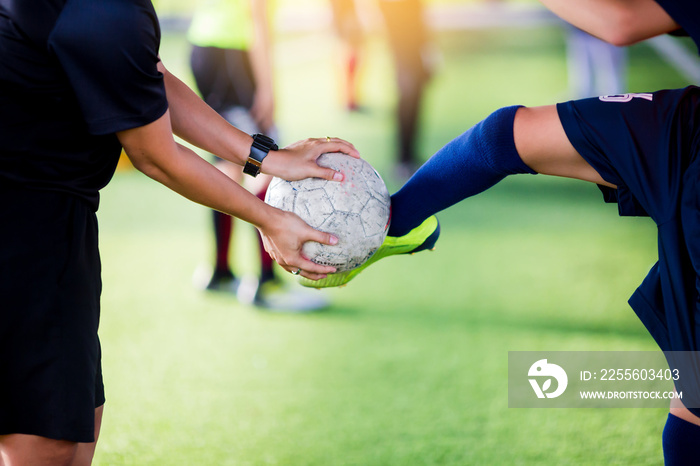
[
  {"xmin": 158, "ymin": 62, "xmax": 251, "ymax": 165},
  {"xmin": 118, "ymin": 59, "xmax": 364, "ymax": 279},
  {"xmin": 539, "ymin": 0, "xmax": 680, "ymax": 46},
  {"xmin": 117, "ymin": 110, "xmax": 339, "ymax": 279},
  {"xmin": 158, "ymin": 61, "xmax": 360, "ymax": 181}
]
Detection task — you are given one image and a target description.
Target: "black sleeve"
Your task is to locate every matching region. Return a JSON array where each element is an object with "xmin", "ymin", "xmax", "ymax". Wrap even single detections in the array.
[{"xmin": 48, "ymin": 0, "xmax": 168, "ymax": 135}]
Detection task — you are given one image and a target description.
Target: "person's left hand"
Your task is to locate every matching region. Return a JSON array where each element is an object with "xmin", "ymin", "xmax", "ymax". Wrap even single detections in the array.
[
  {"xmin": 258, "ymin": 207, "xmax": 338, "ymax": 280},
  {"xmin": 262, "ymin": 137, "xmax": 360, "ymax": 182}
]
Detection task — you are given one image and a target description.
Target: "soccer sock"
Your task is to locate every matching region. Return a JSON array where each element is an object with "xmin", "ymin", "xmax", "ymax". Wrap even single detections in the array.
[
  {"xmin": 255, "ymin": 187, "xmax": 275, "ymax": 283},
  {"xmin": 212, "ymin": 210, "xmax": 233, "ymax": 275},
  {"xmin": 663, "ymin": 413, "xmax": 700, "ymax": 465},
  {"xmin": 388, "ymin": 105, "xmax": 536, "ymax": 237}
]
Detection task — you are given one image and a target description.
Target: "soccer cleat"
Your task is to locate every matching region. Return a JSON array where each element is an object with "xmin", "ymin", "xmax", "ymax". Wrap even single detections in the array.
[
  {"xmin": 237, "ymin": 277, "xmax": 330, "ymax": 312},
  {"xmin": 298, "ymin": 215, "xmax": 440, "ymax": 289}
]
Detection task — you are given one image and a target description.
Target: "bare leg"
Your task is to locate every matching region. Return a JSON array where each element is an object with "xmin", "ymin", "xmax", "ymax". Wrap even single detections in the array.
[
  {"xmin": 0, "ymin": 436, "xmax": 77, "ymax": 466},
  {"xmin": 0, "ymin": 405, "xmax": 103, "ymax": 466},
  {"xmin": 389, "ymin": 103, "xmax": 614, "ymax": 236},
  {"xmin": 513, "ymin": 105, "xmax": 616, "ymax": 188},
  {"xmin": 210, "ymin": 160, "xmax": 243, "ymax": 277},
  {"xmin": 216, "ymin": 159, "xmax": 275, "ymax": 281},
  {"xmin": 71, "ymin": 405, "xmax": 104, "ymax": 466}
]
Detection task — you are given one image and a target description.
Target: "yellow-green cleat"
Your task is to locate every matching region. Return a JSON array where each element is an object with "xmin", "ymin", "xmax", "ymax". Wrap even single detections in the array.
[{"xmin": 299, "ymin": 216, "xmax": 440, "ymax": 289}]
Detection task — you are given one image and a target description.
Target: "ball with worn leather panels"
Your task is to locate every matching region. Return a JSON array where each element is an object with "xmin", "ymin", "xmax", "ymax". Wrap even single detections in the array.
[{"xmin": 265, "ymin": 152, "xmax": 391, "ymax": 272}]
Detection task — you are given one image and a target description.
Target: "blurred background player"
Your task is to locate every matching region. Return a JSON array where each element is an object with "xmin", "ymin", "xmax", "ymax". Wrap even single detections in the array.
[
  {"xmin": 330, "ymin": 0, "xmax": 364, "ymax": 112},
  {"xmin": 330, "ymin": 0, "xmax": 435, "ymax": 179},
  {"xmin": 188, "ymin": 0, "xmax": 328, "ymax": 311},
  {"xmin": 377, "ymin": 0, "xmax": 435, "ymax": 180}
]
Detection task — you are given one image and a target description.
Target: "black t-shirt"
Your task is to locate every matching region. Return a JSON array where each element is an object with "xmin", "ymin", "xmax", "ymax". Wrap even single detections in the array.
[
  {"xmin": 0, "ymin": 0, "xmax": 168, "ymax": 210},
  {"xmin": 655, "ymin": 0, "xmax": 700, "ymax": 53}
]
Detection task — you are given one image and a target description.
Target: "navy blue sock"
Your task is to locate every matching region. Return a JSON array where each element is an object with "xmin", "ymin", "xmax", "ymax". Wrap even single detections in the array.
[
  {"xmin": 388, "ymin": 105, "xmax": 536, "ymax": 237},
  {"xmin": 663, "ymin": 414, "xmax": 700, "ymax": 465}
]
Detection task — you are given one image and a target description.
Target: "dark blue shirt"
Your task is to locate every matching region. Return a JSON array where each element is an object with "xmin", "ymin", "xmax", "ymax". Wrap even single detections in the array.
[
  {"xmin": 558, "ymin": 88, "xmax": 700, "ymax": 415},
  {"xmin": 0, "ymin": 0, "xmax": 168, "ymax": 210}
]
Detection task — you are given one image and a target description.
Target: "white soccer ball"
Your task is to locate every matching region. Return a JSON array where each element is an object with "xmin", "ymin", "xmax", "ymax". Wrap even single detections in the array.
[{"xmin": 265, "ymin": 152, "xmax": 391, "ymax": 272}]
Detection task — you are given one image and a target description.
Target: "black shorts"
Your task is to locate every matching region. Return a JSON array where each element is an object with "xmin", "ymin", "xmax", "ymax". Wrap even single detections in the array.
[
  {"xmin": 557, "ymin": 87, "xmax": 700, "ymax": 414},
  {"xmin": 189, "ymin": 45, "xmax": 255, "ymax": 113},
  {"xmin": 0, "ymin": 188, "xmax": 104, "ymax": 443},
  {"xmin": 189, "ymin": 45, "xmax": 265, "ymax": 157}
]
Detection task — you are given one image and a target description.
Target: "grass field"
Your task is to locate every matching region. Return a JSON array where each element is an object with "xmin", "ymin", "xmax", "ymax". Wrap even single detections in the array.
[{"xmin": 92, "ymin": 16, "xmax": 693, "ymax": 466}]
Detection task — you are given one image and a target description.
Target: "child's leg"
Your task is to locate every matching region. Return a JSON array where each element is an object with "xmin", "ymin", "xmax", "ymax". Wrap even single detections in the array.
[
  {"xmin": 212, "ymin": 210, "xmax": 233, "ymax": 274},
  {"xmin": 388, "ymin": 106, "xmax": 532, "ymax": 236},
  {"xmin": 198, "ymin": 160, "xmax": 241, "ymax": 291},
  {"xmin": 388, "ymin": 105, "xmax": 611, "ymax": 237},
  {"xmin": 514, "ymin": 105, "xmax": 615, "ymax": 186},
  {"xmin": 303, "ymin": 102, "xmax": 616, "ymax": 289}
]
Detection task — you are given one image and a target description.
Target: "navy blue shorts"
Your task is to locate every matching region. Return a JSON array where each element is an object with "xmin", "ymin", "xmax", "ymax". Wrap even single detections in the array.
[
  {"xmin": 557, "ymin": 86, "xmax": 700, "ymax": 413},
  {"xmin": 0, "ymin": 188, "xmax": 105, "ymax": 443}
]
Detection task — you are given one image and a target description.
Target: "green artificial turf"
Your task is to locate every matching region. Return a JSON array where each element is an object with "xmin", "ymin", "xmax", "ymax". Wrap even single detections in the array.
[{"xmin": 93, "ymin": 18, "xmax": 691, "ymax": 466}]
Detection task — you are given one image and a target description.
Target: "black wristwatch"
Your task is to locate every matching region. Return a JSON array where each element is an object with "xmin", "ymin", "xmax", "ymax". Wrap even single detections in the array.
[{"xmin": 243, "ymin": 133, "xmax": 278, "ymax": 177}]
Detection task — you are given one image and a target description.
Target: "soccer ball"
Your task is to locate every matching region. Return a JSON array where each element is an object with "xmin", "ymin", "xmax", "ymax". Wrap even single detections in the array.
[{"xmin": 265, "ymin": 152, "xmax": 391, "ymax": 272}]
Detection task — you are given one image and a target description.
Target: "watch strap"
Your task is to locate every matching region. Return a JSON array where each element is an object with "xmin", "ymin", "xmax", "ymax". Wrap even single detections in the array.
[{"xmin": 243, "ymin": 134, "xmax": 278, "ymax": 177}]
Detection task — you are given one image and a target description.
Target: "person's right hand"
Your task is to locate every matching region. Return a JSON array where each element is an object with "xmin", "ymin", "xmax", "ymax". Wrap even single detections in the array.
[{"xmin": 262, "ymin": 137, "xmax": 360, "ymax": 182}]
